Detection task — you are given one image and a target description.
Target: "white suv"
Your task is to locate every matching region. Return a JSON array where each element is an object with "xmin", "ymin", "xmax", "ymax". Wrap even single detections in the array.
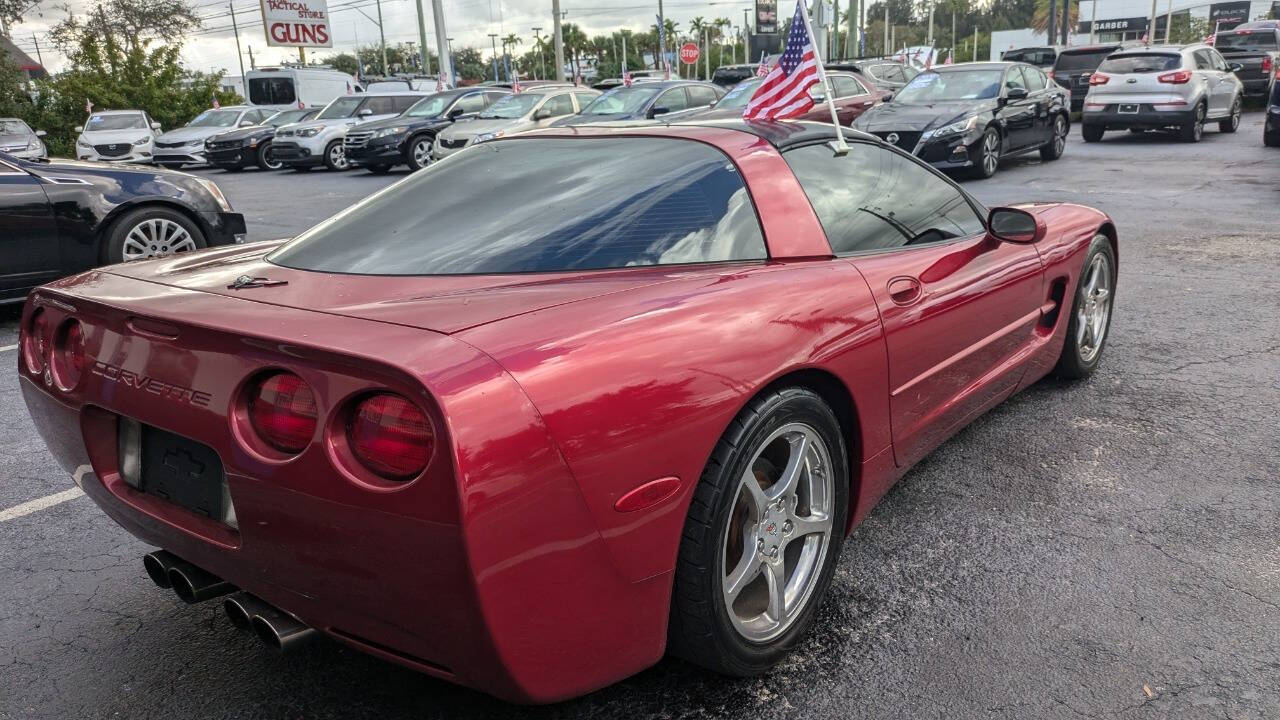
[
  {"xmin": 1081, "ymin": 44, "xmax": 1244, "ymax": 143},
  {"xmin": 75, "ymin": 110, "xmax": 161, "ymax": 162},
  {"xmin": 271, "ymin": 92, "xmax": 427, "ymax": 171}
]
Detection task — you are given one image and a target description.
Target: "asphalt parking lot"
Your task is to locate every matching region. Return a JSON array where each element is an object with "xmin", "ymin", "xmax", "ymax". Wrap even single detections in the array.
[{"xmin": 2, "ymin": 115, "xmax": 1277, "ymax": 720}]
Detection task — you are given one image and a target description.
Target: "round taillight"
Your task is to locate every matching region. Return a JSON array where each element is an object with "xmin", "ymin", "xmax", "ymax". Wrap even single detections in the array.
[
  {"xmin": 248, "ymin": 372, "xmax": 318, "ymax": 454},
  {"xmin": 22, "ymin": 309, "xmax": 49, "ymax": 375},
  {"xmin": 347, "ymin": 393, "xmax": 433, "ymax": 480},
  {"xmin": 52, "ymin": 319, "xmax": 87, "ymax": 389}
]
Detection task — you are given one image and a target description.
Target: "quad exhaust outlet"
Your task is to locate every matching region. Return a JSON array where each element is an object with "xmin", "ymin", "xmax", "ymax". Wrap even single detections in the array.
[{"xmin": 143, "ymin": 550, "xmax": 235, "ymax": 603}]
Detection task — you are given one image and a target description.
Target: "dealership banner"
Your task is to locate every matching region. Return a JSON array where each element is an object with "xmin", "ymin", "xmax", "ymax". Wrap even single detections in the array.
[
  {"xmin": 259, "ymin": 0, "xmax": 332, "ymax": 48},
  {"xmin": 756, "ymin": 0, "xmax": 778, "ymax": 34},
  {"xmin": 1209, "ymin": 1, "xmax": 1251, "ymax": 28}
]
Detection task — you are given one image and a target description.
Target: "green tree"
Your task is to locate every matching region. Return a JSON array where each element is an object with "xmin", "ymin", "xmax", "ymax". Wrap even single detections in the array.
[
  {"xmin": 49, "ymin": 0, "xmax": 201, "ymax": 56},
  {"xmin": 452, "ymin": 47, "xmax": 487, "ymax": 84}
]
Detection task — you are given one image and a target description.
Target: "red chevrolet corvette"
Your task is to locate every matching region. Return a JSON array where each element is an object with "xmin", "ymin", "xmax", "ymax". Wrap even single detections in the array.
[{"xmin": 18, "ymin": 121, "xmax": 1117, "ymax": 703}]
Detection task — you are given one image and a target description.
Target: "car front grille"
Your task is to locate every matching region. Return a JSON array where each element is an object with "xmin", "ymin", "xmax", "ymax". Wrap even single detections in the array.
[
  {"xmin": 439, "ymin": 136, "xmax": 468, "ymax": 149},
  {"xmin": 154, "ymin": 140, "xmax": 185, "ymax": 149},
  {"xmin": 205, "ymin": 140, "xmax": 243, "ymax": 150},
  {"xmin": 872, "ymin": 131, "xmax": 921, "ymax": 152},
  {"xmin": 94, "ymin": 143, "xmax": 131, "ymax": 156},
  {"xmin": 276, "ymin": 128, "xmax": 296, "ymax": 137},
  {"xmin": 344, "ymin": 131, "xmax": 372, "ymax": 148}
]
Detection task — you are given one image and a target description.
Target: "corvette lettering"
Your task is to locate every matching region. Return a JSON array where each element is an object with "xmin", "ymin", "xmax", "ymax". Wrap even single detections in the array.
[{"xmin": 90, "ymin": 361, "xmax": 213, "ymax": 408}]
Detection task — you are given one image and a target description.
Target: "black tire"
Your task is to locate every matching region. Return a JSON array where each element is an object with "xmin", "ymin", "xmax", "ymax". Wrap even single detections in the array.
[
  {"xmin": 1179, "ymin": 102, "xmax": 1206, "ymax": 143},
  {"xmin": 1040, "ymin": 113, "xmax": 1068, "ymax": 161},
  {"xmin": 322, "ymin": 140, "xmax": 348, "ymax": 171},
  {"xmin": 968, "ymin": 126, "xmax": 1001, "ymax": 179},
  {"xmin": 366, "ymin": 164, "xmax": 393, "ymax": 174},
  {"xmin": 1082, "ymin": 124, "xmax": 1105, "ymax": 142},
  {"xmin": 102, "ymin": 206, "xmax": 207, "ymax": 265},
  {"xmin": 667, "ymin": 387, "xmax": 849, "ymax": 676},
  {"xmin": 1266, "ymin": 131, "xmax": 1280, "ymax": 148},
  {"xmin": 257, "ymin": 142, "xmax": 283, "ymax": 170},
  {"xmin": 405, "ymin": 134, "xmax": 433, "ymax": 171},
  {"xmin": 1218, "ymin": 96, "xmax": 1241, "ymax": 133},
  {"xmin": 1054, "ymin": 235, "xmax": 1117, "ymax": 380}
]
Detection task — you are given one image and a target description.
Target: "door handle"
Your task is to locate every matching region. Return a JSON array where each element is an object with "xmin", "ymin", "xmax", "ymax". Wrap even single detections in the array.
[{"xmin": 888, "ymin": 276, "xmax": 922, "ymax": 306}]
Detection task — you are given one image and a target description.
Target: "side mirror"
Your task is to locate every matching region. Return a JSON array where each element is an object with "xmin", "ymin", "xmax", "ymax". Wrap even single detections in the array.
[
  {"xmin": 882, "ymin": 92, "xmax": 894, "ymax": 102},
  {"xmin": 647, "ymin": 106, "xmax": 670, "ymax": 118},
  {"xmin": 1228, "ymin": 62, "xmax": 1244, "ymax": 72},
  {"xmin": 987, "ymin": 207, "xmax": 1044, "ymax": 244},
  {"xmin": 36, "ymin": 130, "xmax": 47, "ymax": 137},
  {"xmin": 1006, "ymin": 87, "xmax": 1029, "ymax": 100},
  {"xmin": 151, "ymin": 122, "xmax": 162, "ymax": 130},
  {"xmin": 357, "ymin": 108, "xmax": 373, "ymax": 118},
  {"xmin": 74, "ymin": 125, "xmax": 84, "ymax": 133},
  {"xmin": 447, "ymin": 107, "xmax": 464, "ymax": 119},
  {"xmin": 533, "ymin": 108, "xmax": 551, "ymax": 120}
]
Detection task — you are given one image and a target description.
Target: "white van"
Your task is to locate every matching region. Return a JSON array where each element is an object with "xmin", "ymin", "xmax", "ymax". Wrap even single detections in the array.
[{"xmin": 244, "ymin": 67, "xmax": 361, "ymax": 110}]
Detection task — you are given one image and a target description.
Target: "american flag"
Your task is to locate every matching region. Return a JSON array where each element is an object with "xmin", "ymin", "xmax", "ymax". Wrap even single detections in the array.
[
  {"xmin": 436, "ymin": 74, "xmax": 448, "ymax": 92},
  {"xmin": 623, "ymin": 68, "xmax": 632, "ymax": 87},
  {"xmin": 755, "ymin": 53, "xmax": 769, "ymax": 77},
  {"xmin": 1204, "ymin": 33, "xmax": 1216, "ymax": 45},
  {"xmin": 744, "ymin": 0, "xmax": 819, "ymax": 121},
  {"xmin": 85, "ymin": 98, "xmax": 93, "ymax": 114},
  {"xmin": 212, "ymin": 94, "xmax": 220, "ymax": 109},
  {"xmin": 512, "ymin": 75, "xmax": 523, "ymax": 93}
]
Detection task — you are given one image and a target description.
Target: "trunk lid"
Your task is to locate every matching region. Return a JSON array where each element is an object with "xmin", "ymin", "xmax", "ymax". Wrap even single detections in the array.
[{"xmin": 102, "ymin": 241, "xmax": 701, "ymax": 334}]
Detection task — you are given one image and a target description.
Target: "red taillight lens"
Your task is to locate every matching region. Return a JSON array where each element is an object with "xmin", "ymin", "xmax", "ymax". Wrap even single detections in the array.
[
  {"xmin": 1089, "ymin": 72, "xmax": 1110, "ymax": 86},
  {"xmin": 1263, "ymin": 56, "xmax": 1273, "ymax": 74},
  {"xmin": 1158, "ymin": 70, "xmax": 1193, "ymax": 84},
  {"xmin": 22, "ymin": 309, "xmax": 49, "ymax": 374},
  {"xmin": 347, "ymin": 393, "xmax": 433, "ymax": 480},
  {"xmin": 52, "ymin": 319, "xmax": 86, "ymax": 389},
  {"xmin": 249, "ymin": 372, "xmax": 318, "ymax": 454}
]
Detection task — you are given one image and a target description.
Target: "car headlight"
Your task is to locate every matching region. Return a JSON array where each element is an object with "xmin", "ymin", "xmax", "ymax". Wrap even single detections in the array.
[
  {"xmin": 133, "ymin": 136, "xmax": 151, "ymax": 146},
  {"xmin": 193, "ymin": 177, "xmax": 233, "ymax": 212},
  {"xmin": 297, "ymin": 126, "xmax": 324, "ymax": 137},
  {"xmin": 374, "ymin": 126, "xmax": 408, "ymax": 138},
  {"xmin": 77, "ymin": 138, "xmax": 91, "ymax": 148},
  {"xmin": 922, "ymin": 116, "xmax": 979, "ymax": 141},
  {"xmin": 27, "ymin": 139, "xmax": 41, "ymax": 151},
  {"xmin": 473, "ymin": 130, "xmax": 504, "ymax": 143}
]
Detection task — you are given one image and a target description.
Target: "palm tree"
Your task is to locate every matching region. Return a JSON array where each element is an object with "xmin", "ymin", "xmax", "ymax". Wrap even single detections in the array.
[
  {"xmin": 1031, "ymin": 0, "xmax": 1078, "ymax": 35},
  {"xmin": 562, "ymin": 23, "xmax": 589, "ymax": 80}
]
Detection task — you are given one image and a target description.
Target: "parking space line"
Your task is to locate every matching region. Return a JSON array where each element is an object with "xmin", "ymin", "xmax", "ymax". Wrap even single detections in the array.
[
  {"xmin": 0, "ymin": 344, "xmax": 16, "ymax": 352},
  {"xmin": 0, "ymin": 488, "xmax": 85, "ymax": 522}
]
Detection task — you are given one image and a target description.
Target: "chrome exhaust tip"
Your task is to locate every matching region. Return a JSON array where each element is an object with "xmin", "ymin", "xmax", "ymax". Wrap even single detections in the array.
[
  {"xmin": 142, "ymin": 550, "xmax": 180, "ymax": 588},
  {"xmin": 223, "ymin": 593, "xmax": 272, "ymax": 632},
  {"xmin": 251, "ymin": 610, "xmax": 317, "ymax": 652},
  {"xmin": 167, "ymin": 563, "xmax": 235, "ymax": 604}
]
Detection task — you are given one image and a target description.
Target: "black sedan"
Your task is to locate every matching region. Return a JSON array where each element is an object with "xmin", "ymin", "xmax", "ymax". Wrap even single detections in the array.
[
  {"xmin": 204, "ymin": 108, "xmax": 319, "ymax": 171},
  {"xmin": 0, "ymin": 152, "xmax": 246, "ymax": 304},
  {"xmin": 852, "ymin": 62, "xmax": 1070, "ymax": 179},
  {"xmin": 344, "ymin": 87, "xmax": 509, "ymax": 172},
  {"xmin": 550, "ymin": 81, "xmax": 725, "ymax": 126}
]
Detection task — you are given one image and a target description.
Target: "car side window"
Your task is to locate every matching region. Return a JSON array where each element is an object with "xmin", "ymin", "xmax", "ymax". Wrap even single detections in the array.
[
  {"xmin": 831, "ymin": 75, "xmax": 865, "ymax": 97},
  {"xmin": 1006, "ymin": 67, "xmax": 1029, "ymax": 92},
  {"xmin": 687, "ymin": 85, "xmax": 720, "ymax": 106},
  {"xmin": 1193, "ymin": 50, "xmax": 1213, "ymax": 70},
  {"xmin": 572, "ymin": 92, "xmax": 597, "ymax": 110},
  {"xmin": 541, "ymin": 94, "xmax": 575, "ymax": 117},
  {"xmin": 454, "ymin": 93, "xmax": 489, "ymax": 114},
  {"xmin": 391, "ymin": 96, "xmax": 420, "ymax": 112},
  {"xmin": 486, "ymin": 92, "xmax": 508, "ymax": 105},
  {"xmin": 362, "ymin": 96, "xmax": 397, "ymax": 115},
  {"xmin": 1024, "ymin": 67, "xmax": 1047, "ymax": 91},
  {"xmin": 783, "ymin": 142, "xmax": 986, "ymax": 254},
  {"xmin": 1210, "ymin": 50, "xmax": 1229, "ymax": 71},
  {"xmin": 657, "ymin": 88, "xmax": 691, "ymax": 112}
]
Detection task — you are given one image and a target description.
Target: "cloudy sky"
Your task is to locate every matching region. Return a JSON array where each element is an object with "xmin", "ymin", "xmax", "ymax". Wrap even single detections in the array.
[{"xmin": 9, "ymin": 0, "xmax": 759, "ymax": 76}]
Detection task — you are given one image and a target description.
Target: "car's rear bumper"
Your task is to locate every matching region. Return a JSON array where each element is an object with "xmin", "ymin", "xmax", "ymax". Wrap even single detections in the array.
[
  {"xmin": 1239, "ymin": 77, "xmax": 1273, "ymax": 96},
  {"xmin": 1082, "ymin": 103, "xmax": 1195, "ymax": 127}
]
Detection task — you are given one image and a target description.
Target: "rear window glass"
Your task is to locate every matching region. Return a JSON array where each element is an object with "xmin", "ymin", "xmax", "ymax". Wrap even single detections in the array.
[
  {"xmin": 269, "ymin": 137, "xmax": 767, "ymax": 274},
  {"xmin": 248, "ymin": 77, "xmax": 296, "ymax": 105},
  {"xmin": 1055, "ymin": 49, "xmax": 1116, "ymax": 72},
  {"xmin": 1215, "ymin": 32, "xmax": 1278, "ymax": 51},
  {"xmin": 1098, "ymin": 54, "xmax": 1182, "ymax": 73}
]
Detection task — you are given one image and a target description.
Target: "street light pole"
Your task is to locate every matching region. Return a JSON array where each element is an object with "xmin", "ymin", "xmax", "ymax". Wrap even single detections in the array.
[
  {"xmin": 376, "ymin": 0, "xmax": 389, "ymax": 75},
  {"xmin": 532, "ymin": 27, "xmax": 544, "ymax": 79},
  {"xmin": 432, "ymin": 0, "xmax": 452, "ymax": 85},
  {"xmin": 658, "ymin": 0, "xmax": 667, "ymax": 69},
  {"xmin": 414, "ymin": 0, "xmax": 431, "ymax": 75},
  {"xmin": 489, "ymin": 33, "xmax": 500, "ymax": 81},
  {"xmin": 553, "ymin": 0, "xmax": 565, "ymax": 81}
]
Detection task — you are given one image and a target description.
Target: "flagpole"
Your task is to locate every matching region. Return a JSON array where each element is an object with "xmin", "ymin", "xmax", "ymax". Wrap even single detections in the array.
[{"xmin": 797, "ymin": 0, "xmax": 848, "ymax": 154}]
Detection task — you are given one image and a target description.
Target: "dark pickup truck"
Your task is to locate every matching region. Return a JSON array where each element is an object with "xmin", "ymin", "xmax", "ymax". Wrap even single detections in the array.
[{"xmin": 1215, "ymin": 21, "xmax": 1279, "ymax": 97}]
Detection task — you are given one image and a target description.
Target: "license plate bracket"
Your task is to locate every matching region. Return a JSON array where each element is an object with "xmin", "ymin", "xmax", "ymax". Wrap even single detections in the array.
[
  {"xmin": 1118, "ymin": 104, "xmax": 1140, "ymax": 114},
  {"xmin": 139, "ymin": 425, "xmax": 226, "ymax": 520}
]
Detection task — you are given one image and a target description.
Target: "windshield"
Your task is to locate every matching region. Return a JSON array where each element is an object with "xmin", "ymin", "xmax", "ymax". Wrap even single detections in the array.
[
  {"xmin": 316, "ymin": 97, "xmax": 363, "ymax": 120},
  {"xmin": 85, "ymin": 114, "xmax": 147, "ymax": 131},
  {"xmin": 1098, "ymin": 54, "xmax": 1182, "ymax": 73},
  {"xmin": 715, "ymin": 79, "xmax": 763, "ymax": 109},
  {"xmin": 405, "ymin": 95, "xmax": 451, "ymax": 117},
  {"xmin": 1055, "ymin": 49, "xmax": 1115, "ymax": 72},
  {"xmin": 581, "ymin": 86, "xmax": 660, "ymax": 115},
  {"xmin": 268, "ymin": 137, "xmax": 766, "ymax": 275},
  {"xmin": 479, "ymin": 94, "xmax": 540, "ymax": 119},
  {"xmin": 187, "ymin": 110, "xmax": 242, "ymax": 128},
  {"xmin": 266, "ymin": 109, "xmax": 312, "ymax": 126},
  {"xmin": 894, "ymin": 70, "xmax": 1002, "ymax": 102},
  {"xmin": 0, "ymin": 119, "xmax": 32, "ymax": 135},
  {"xmin": 1216, "ymin": 32, "xmax": 1278, "ymax": 51}
]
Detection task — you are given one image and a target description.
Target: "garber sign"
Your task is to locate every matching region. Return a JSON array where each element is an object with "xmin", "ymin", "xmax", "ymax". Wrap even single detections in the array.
[{"xmin": 260, "ymin": 0, "xmax": 332, "ymax": 48}]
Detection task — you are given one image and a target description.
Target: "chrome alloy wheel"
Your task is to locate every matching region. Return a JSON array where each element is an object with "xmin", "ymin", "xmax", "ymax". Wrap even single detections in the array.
[
  {"xmin": 412, "ymin": 138, "xmax": 432, "ymax": 168},
  {"xmin": 721, "ymin": 423, "xmax": 834, "ymax": 643},
  {"xmin": 1076, "ymin": 252, "xmax": 1113, "ymax": 363},
  {"xmin": 328, "ymin": 142, "xmax": 349, "ymax": 170},
  {"xmin": 1052, "ymin": 115, "xmax": 1068, "ymax": 155},
  {"xmin": 1192, "ymin": 104, "xmax": 1205, "ymax": 141},
  {"xmin": 121, "ymin": 218, "xmax": 197, "ymax": 261},
  {"xmin": 982, "ymin": 130, "xmax": 1000, "ymax": 175},
  {"xmin": 261, "ymin": 145, "xmax": 283, "ymax": 170},
  {"xmin": 1228, "ymin": 98, "xmax": 1241, "ymax": 131}
]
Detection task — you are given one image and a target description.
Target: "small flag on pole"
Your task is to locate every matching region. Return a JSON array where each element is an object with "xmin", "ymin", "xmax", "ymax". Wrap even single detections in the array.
[
  {"xmin": 622, "ymin": 68, "xmax": 632, "ymax": 86},
  {"xmin": 297, "ymin": 99, "xmax": 306, "ymax": 109},
  {"xmin": 346, "ymin": 80, "xmax": 353, "ymax": 93},
  {"xmin": 744, "ymin": 0, "xmax": 821, "ymax": 121},
  {"xmin": 512, "ymin": 74, "xmax": 523, "ymax": 93},
  {"xmin": 944, "ymin": 50, "xmax": 953, "ymax": 65},
  {"xmin": 85, "ymin": 98, "xmax": 93, "ymax": 114},
  {"xmin": 755, "ymin": 52, "xmax": 769, "ymax": 77},
  {"xmin": 212, "ymin": 94, "xmax": 220, "ymax": 109}
]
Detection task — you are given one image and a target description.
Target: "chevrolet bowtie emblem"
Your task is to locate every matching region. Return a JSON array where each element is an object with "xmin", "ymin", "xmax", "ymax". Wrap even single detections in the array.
[{"xmin": 227, "ymin": 275, "xmax": 288, "ymax": 290}]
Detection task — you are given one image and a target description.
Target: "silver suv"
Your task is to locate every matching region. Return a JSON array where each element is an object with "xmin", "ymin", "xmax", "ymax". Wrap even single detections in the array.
[{"xmin": 1081, "ymin": 44, "xmax": 1243, "ymax": 143}]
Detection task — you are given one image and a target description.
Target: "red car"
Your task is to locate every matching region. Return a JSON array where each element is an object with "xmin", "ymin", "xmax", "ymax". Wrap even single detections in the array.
[
  {"xmin": 18, "ymin": 121, "xmax": 1117, "ymax": 703},
  {"xmin": 685, "ymin": 72, "xmax": 891, "ymax": 124}
]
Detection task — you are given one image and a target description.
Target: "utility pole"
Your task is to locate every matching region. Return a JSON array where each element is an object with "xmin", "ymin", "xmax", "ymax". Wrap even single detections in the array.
[
  {"xmin": 532, "ymin": 27, "xmax": 543, "ymax": 79},
  {"xmin": 415, "ymin": 0, "xmax": 431, "ymax": 75},
  {"xmin": 845, "ymin": 0, "xmax": 856, "ymax": 58},
  {"xmin": 32, "ymin": 35, "xmax": 43, "ymax": 67},
  {"xmin": 1061, "ymin": 0, "xmax": 1070, "ymax": 44},
  {"xmin": 1047, "ymin": 0, "xmax": 1057, "ymax": 48},
  {"xmin": 248, "ymin": 45, "xmax": 256, "ymax": 70},
  {"xmin": 229, "ymin": 3, "xmax": 246, "ymax": 85},
  {"xmin": 432, "ymin": 0, "xmax": 453, "ymax": 85},
  {"xmin": 658, "ymin": 0, "xmax": 667, "ymax": 68},
  {"xmin": 1164, "ymin": 0, "xmax": 1173, "ymax": 42},
  {"xmin": 1089, "ymin": 0, "xmax": 1097, "ymax": 43},
  {"xmin": 951, "ymin": 10, "xmax": 955, "ymax": 61},
  {"xmin": 376, "ymin": 0, "xmax": 389, "ymax": 75},
  {"xmin": 1147, "ymin": 0, "xmax": 1157, "ymax": 44},
  {"xmin": 927, "ymin": 1, "xmax": 934, "ymax": 47},
  {"xmin": 882, "ymin": 4, "xmax": 888, "ymax": 56},
  {"xmin": 973, "ymin": 25, "xmax": 978, "ymax": 61},
  {"xmin": 489, "ymin": 33, "xmax": 500, "ymax": 80},
  {"xmin": 703, "ymin": 26, "xmax": 709, "ymax": 80},
  {"xmin": 553, "ymin": 0, "xmax": 565, "ymax": 81}
]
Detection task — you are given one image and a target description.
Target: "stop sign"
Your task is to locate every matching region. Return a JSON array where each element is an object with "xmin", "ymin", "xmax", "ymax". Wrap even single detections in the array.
[{"xmin": 680, "ymin": 42, "xmax": 700, "ymax": 65}]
